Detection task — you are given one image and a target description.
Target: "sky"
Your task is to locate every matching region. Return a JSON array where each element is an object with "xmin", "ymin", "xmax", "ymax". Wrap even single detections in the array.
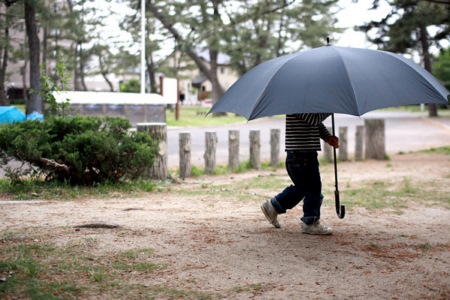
[
  {"xmin": 96, "ymin": 0, "xmax": 392, "ymax": 56},
  {"xmin": 334, "ymin": 0, "xmax": 391, "ymax": 48}
]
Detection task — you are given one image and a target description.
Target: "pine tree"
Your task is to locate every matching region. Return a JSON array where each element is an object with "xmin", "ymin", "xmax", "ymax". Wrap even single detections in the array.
[{"xmin": 357, "ymin": 0, "xmax": 450, "ymax": 116}]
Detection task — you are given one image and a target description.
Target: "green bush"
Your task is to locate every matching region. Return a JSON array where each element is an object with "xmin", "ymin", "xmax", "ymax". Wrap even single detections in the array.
[
  {"xmin": 0, "ymin": 116, "xmax": 158, "ymax": 185},
  {"xmin": 119, "ymin": 79, "xmax": 141, "ymax": 93}
]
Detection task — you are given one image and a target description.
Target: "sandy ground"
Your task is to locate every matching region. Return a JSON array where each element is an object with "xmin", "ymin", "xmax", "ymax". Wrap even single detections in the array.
[{"xmin": 1, "ymin": 153, "xmax": 449, "ymax": 299}]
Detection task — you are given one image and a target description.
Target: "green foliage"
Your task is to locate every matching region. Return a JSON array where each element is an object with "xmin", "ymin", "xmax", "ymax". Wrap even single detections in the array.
[
  {"xmin": 38, "ymin": 59, "xmax": 71, "ymax": 117},
  {"xmin": 357, "ymin": 1, "xmax": 449, "ymax": 54},
  {"xmin": 120, "ymin": 79, "xmax": 141, "ymax": 93},
  {"xmin": 433, "ymin": 48, "xmax": 450, "ymax": 91},
  {"xmin": 0, "ymin": 116, "xmax": 158, "ymax": 185}
]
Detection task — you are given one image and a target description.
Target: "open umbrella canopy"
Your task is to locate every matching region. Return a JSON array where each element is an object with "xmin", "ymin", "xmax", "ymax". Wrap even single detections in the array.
[{"xmin": 209, "ymin": 45, "xmax": 449, "ymax": 119}]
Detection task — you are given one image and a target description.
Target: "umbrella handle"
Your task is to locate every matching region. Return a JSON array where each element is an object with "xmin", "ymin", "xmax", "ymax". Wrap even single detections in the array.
[{"xmin": 331, "ymin": 114, "xmax": 345, "ymax": 219}]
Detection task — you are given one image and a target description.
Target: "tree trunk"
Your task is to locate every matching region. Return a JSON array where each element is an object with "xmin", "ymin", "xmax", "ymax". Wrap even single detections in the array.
[
  {"xmin": 365, "ymin": 119, "xmax": 386, "ymax": 160},
  {"xmin": 73, "ymin": 43, "xmax": 80, "ymax": 90},
  {"xmin": 209, "ymin": 49, "xmax": 223, "ymax": 103},
  {"xmin": 147, "ymin": 54, "xmax": 157, "ymax": 93},
  {"xmin": 101, "ymin": 72, "xmax": 114, "ymax": 92},
  {"xmin": 78, "ymin": 43, "xmax": 87, "ymax": 91},
  {"xmin": 42, "ymin": 27, "xmax": 47, "ymax": 71},
  {"xmin": 24, "ymin": 0, "xmax": 42, "ymax": 114},
  {"xmin": 228, "ymin": 130, "xmax": 240, "ymax": 171},
  {"xmin": 98, "ymin": 55, "xmax": 114, "ymax": 91},
  {"xmin": 21, "ymin": 60, "xmax": 28, "ymax": 102},
  {"xmin": 0, "ymin": 20, "xmax": 9, "ymax": 106},
  {"xmin": 204, "ymin": 131, "xmax": 217, "ymax": 174},
  {"xmin": 249, "ymin": 130, "xmax": 261, "ymax": 169},
  {"xmin": 179, "ymin": 132, "xmax": 191, "ymax": 179},
  {"xmin": 137, "ymin": 123, "xmax": 168, "ymax": 180},
  {"xmin": 419, "ymin": 25, "xmax": 438, "ymax": 117},
  {"xmin": 0, "ymin": 0, "xmax": 19, "ymax": 105},
  {"xmin": 147, "ymin": 0, "xmax": 225, "ymax": 103}
]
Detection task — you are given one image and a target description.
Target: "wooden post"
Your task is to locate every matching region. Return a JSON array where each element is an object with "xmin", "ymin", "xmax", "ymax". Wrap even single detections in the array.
[
  {"xmin": 228, "ymin": 130, "xmax": 240, "ymax": 171},
  {"xmin": 323, "ymin": 127, "xmax": 333, "ymax": 162},
  {"xmin": 338, "ymin": 126, "xmax": 348, "ymax": 162},
  {"xmin": 179, "ymin": 132, "xmax": 191, "ymax": 179},
  {"xmin": 204, "ymin": 131, "xmax": 217, "ymax": 174},
  {"xmin": 137, "ymin": 122, "xmax": 168, "ymax": 180},
  {"xmin": 249, "ymin": 130, "xmax": 261, "ymax": 169},
  {"xmin": 270, "ymin": 129, "xmax": 280, "ymax": 167},
  {"xmin": 355, "ymin": 125, "xmax": 364, "ymax": 161},
  {"xmin": 365, "ymin": 119, "xmax": 386, "ymax": 160}
]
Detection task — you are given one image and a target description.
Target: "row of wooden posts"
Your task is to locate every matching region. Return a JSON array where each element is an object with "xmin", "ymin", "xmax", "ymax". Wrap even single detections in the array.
[{"xmin": 137, "ymin": 119, "xmax": 386, "ymax": 180}]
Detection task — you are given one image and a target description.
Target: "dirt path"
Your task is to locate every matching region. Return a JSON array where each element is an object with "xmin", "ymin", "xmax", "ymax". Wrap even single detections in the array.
[{"xmin": 1, "ymin": 153, "xmax": 449, "ymax": 299}]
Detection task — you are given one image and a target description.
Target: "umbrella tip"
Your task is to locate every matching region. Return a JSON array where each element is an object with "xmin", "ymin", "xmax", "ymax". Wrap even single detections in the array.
[{"xmin": 326, "ymin": 37, "xmax": 330, "ymax": 46}]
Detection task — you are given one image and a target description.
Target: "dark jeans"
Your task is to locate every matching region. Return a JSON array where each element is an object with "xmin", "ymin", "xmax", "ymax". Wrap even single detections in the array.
[{"xmin": 271, "ymin": 151, "xmax": 323, "ymax": 225}]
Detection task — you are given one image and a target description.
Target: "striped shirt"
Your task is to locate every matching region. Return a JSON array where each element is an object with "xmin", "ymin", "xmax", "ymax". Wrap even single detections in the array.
[{"xmin": 285, "ymin": 113, "xmax": 331, "ymax": 152}]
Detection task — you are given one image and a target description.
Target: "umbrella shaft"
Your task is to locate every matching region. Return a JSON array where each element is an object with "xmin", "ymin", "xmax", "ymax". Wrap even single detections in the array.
[{"xmin": 331, "ymin": 114, "xmax": 339, "ymax": 192}]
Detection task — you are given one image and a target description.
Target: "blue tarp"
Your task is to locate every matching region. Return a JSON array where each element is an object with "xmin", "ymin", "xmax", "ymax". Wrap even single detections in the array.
[
  {"xmin": 26, "ymin": 112, "xmax": 44, "ymax": 121},
  {"xmin": 0, "ymin": 106, "xmax": 26, "ymax": 124}
]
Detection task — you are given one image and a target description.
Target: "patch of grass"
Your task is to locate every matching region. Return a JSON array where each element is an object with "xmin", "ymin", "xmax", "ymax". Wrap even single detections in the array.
[
  {"xmin": 414, "ymin": 243, "xmax": 432, "ymax": 252},
  {"xmin": 368, "ymin": 243, "xmax": 380, "ymax": 250},
  {"xmin": 231, "ymin": 283, "xmax": 276, "ymax": 294},
  {"xmin": 0, "ymin": 243, "xmax": 82, "ymax": 299},
  {"xmin": 166, "ymin": 106, "xmax": 249, "ymax": 127},
  {"xmin": 211, "ymin": 161, "xmax": 281, "ymax": 176},
  {"xmin": 233, "ymin": 174, "xmax": 286, "ymax": 191},
  {"xmin": 175, "ymin": 160, "xmax": 284, "ymax": 179},
  {"xmin": 0, "ymin": 179, "xmax": 156, "ymax": 201},
  {"xmin": 339, "ymin": 180, "xmax": 410, "ymax": 210},
  {"xmin": 174, "ymin": 172, "xmax": 285, "ymax": 201},
  {"xmin": 0, "ymin": 238, "xmax": 179, "ymax": 299},
  {"xmin": 419, "ymin": 146, "xmax": 450, "ymax": 156},
  {"xmin": 338, "ymin": 174, "xmax": 450, "ymax": 210},
  {"xmin": 191, "ymin": 165, "xmax": 204, "ymax": 177},
  {"xmin": 401, "ymin": 177, "xmax": 416, "ymax": 194},
  {"xmin": 0, "ymin": 230, "xmax": 32, "ymax": 242}
]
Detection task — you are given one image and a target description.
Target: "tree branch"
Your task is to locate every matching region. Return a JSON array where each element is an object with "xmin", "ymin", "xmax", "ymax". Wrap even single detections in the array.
[
  {"xmin": 227, "ymin": 0, "xmax": 296, "ymax": 27},
  {"xmin": 426, "ymin": 0, "xmax": 450, "ymax": 4},
  {"xmin": 147, "ymin": 0, "xmax": 213, "ymax": 81},
  {"xmin": 36, "ymin": 157, "xmax": 70, "ymax": 173}
]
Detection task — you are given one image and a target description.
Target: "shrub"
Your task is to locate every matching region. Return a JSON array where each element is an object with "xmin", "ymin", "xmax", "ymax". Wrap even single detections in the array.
[
  {"xmin": 0, "ymin": 116, "xmax": 158, "ymax": 185},
  {"xmin": 119, "ymin": 79, "xmax": 141, "ymax": 93}
]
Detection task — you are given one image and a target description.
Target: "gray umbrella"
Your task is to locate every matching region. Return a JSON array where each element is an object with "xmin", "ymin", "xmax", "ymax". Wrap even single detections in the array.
[
  {"xmin": 209, "ymin": 45, "xmax": 449, "ymax": 219},
  {"xmin": 209, "ymin": 45, "xmax": 449, "ymax": 119}
]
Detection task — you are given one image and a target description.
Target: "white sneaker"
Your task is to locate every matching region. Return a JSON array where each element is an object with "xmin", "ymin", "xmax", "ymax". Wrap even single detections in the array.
[
  {"xmin": 261, "ymin": 200, "xmax": 280, "ymax": 228},
  {"xmin": 301, "ymin": 220, "xmax": 333, "ymax": 235}
]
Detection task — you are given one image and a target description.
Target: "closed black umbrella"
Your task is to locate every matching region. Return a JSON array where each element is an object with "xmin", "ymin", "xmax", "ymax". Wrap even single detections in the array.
[{"xmin": 209, "ymin": 45, "xmax": 449, "ymax": 219}]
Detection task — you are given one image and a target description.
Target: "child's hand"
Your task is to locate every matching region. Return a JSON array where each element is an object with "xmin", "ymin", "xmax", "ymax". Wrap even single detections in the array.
[{"xmin": 325, "ymin": 136, "xmax": 339, "ymax": 148}]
